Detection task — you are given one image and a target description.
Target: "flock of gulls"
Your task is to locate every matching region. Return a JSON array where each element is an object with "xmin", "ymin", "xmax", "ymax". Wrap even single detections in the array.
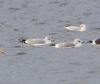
[
  {"xmin": 18, "ymin": 24, "xmax": 100, "ymax": 48},
  {"xmin": 0, "ymin": 23, "xmax": 99, "ymax": 54}
]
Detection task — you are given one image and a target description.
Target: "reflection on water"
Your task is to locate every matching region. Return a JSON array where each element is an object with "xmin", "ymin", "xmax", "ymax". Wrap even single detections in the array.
[{"xmin": 15, "ymin": 52, "xmax": 27, "ymax": 56}]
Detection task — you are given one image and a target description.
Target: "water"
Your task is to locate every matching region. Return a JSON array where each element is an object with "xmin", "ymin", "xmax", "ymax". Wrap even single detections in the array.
[{"xmin": 0, "ymin": 0, "xmax": 100, "ymax": 84}]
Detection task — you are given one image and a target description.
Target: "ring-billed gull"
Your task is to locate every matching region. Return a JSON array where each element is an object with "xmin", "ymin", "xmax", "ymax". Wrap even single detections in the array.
[
  {"xmin": 18, "ymin": 36, "xmax": 54, "ymax": 46},
  {"xmin": 65, "ymin": 24, "xmax": 86, "ymax": 32},
  {"xmin": 50, "ymin": 39, "xmax": 84, "ymax": 48}
]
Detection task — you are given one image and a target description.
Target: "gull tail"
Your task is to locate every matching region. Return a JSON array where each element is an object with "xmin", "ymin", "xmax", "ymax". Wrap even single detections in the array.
[{"xmin": 18, "ymin": 37, "xmax": 26, "ymax": 43}]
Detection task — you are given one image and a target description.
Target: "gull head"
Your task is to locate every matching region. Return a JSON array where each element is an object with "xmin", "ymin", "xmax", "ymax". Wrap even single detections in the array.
[
  {"xmin": 74, "ymin": 39, "xmax": 82, "ymax": 43},
  {"xmin": 87, "ymin": 39, "xmax": 100, "ymax": 45},
  {"xmin": 73, "ymin": 39, "xmax": 83, "ymax": 47},
  {"xmin": 44, "ymin": 36, "xmax": 55, "ymax": 45},
  {"xmin": 44, "ymin": 36, "xmax": 54, "ymax": 42},
  {"xmin": 80, "ymin": 24, "xmax": 86, "ymax": 31}
]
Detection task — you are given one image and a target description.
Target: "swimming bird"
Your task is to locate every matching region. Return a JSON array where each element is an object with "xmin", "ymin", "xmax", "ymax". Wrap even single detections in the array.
[
  {"xmin": 18, "ymin": 36, "xmax": 54, "ymax": 46},
  {"xmin": 51, "ymin": 39, "xmax": 84, "ymax": 48},
  {"xmin": 65, "ymin": 24, "xmax": 86, "ymax": 32},
  {"xmin": 87, "ymin": 38, "xmax": 100, "ymax": 46}
]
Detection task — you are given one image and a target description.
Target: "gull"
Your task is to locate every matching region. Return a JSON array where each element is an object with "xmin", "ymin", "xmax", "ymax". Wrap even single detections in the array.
[
  {"xmin": 65, "ymin": 24, "xmax": 86, "ymax": 32},
  {"xmin": 87, "ymin": 38, "xmax": 100, "ymax": 46},
  {"xmin": 18, "ymin": 36, "xmax": 54, "ymax": 46},
  {"xmin": 51, "ymin": 39, "xmax": 84, "ymax": 48}
]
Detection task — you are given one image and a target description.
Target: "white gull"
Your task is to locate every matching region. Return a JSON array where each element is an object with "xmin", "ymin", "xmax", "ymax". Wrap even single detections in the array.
[
  {"xmin": 65, "ymin": 24, "xmax": 86, "ymax": 32},
  {"xmin": 18, "ymin": 36, "xmax": 54, "ymax": 46},
  {"xmin": 51, "ymin": 39, "xmax": 84, "ymax": 48}
]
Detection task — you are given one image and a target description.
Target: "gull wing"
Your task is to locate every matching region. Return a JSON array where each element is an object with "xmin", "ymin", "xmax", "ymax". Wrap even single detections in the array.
[
  {"xmin": 65, "ymin": 26, "xmax": 80, "ymax": 31},
  {"xmin": 26, "ymin": 39, "xmax": 45, "ymax": 44},
  {"xmin": 64, "ymin": 42, "xmax": 75, "ymax": 48}
]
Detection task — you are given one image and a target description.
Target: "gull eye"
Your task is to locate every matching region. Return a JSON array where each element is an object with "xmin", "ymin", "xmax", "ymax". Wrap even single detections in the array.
[{"xmin": 78, "ymin": 40, "xmax": 81, "ymax": 42}]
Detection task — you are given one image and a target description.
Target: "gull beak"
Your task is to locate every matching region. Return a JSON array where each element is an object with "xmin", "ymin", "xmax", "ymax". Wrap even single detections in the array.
[{"xmin": 82, "ymin": 42, "xmax": 86, "ymax": 43}]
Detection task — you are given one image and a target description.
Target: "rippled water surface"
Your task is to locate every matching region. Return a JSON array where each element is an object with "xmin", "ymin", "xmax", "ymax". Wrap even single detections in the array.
[{"xmin": 0, "ymin": 0, "xmax": 100, "ymax": 84}]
